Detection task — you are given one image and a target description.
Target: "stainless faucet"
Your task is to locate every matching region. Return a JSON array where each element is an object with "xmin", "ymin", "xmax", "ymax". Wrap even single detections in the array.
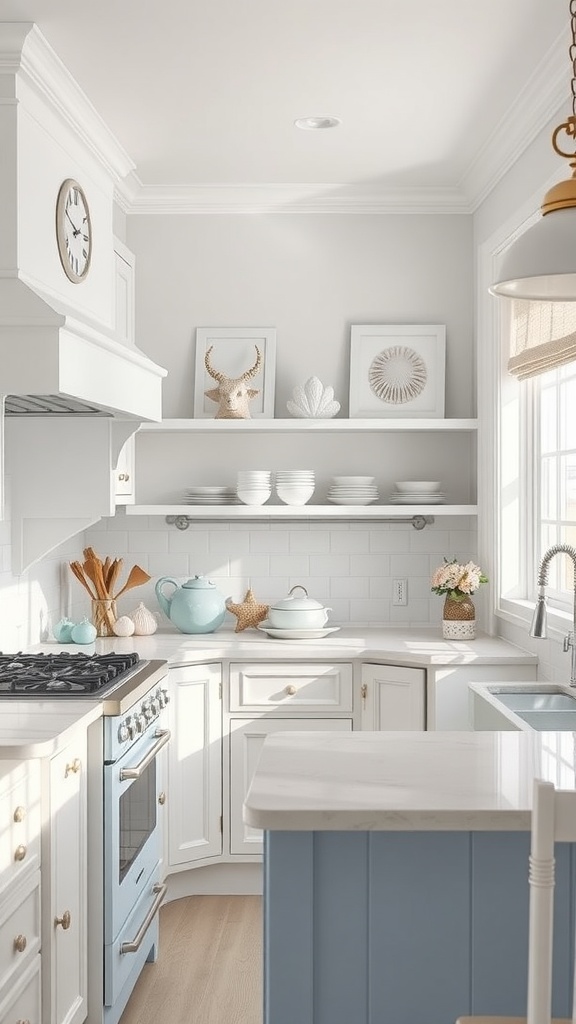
[{"xmin": 530, "ymin": 543, "xmax": 576, "ymax": 686}]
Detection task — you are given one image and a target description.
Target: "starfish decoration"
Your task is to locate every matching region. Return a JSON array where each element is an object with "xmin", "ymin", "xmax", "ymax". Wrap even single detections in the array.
[{"xmin": 226, "ymin": 588, "xmax": 269, "ymax": 632}]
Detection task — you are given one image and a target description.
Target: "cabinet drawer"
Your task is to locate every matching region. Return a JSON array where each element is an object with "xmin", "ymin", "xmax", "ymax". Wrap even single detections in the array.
[
  {"xmin": 229, "ymin": 663, "xmax": 353, "ymax": 713},
  {"xmin": 0, "ymin": 952, "xmax": 41, "ymax": 1024},
  {"xmin": 0, "ymin": 761, "xmax": 41, "ymax": 897},
  {"xmin": 0, "ymin": 872, "xmax": 41, "ymax": 993}
]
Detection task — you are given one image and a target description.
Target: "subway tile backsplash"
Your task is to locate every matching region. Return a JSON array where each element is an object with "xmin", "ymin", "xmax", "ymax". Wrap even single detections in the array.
[{"xmin": 76, "ymin": 513, "xmax": 479, "ymax": 630}]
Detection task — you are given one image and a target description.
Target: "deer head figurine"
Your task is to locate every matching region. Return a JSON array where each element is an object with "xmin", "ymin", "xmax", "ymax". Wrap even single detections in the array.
[{"xmin": 204, "ymin": 345, "xmax": 262, "ymax": 419}]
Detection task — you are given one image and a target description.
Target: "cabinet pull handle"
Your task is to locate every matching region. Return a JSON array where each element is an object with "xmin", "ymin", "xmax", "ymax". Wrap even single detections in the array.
[
  {"xmin": 55, "ymin": 910, "xmax": 71, "ymax": 930},
  {"xmin": 65, "ymin": 758, "xmax": 82, "ymax": 777},
  {"xmin": 14, "ymin": 844, "xmax": 27, "ymax": 862},
  {"xmin": 120, "ymin": 883, "xmax": 167, "ymax": 954},
  {"xmin": 13, "ymin": 934, "xmax": 27, "ymax": 953},
  {"xmin": 158, "ymin": 791, "xmax": 166, "ymax": 806},
  {"xmin": 13, "ymin": 805, "xmax": 26, "ymax": 823},
  {"xmin": 285, "ymin": 685, "xmax": 297, "ymax": 696}
]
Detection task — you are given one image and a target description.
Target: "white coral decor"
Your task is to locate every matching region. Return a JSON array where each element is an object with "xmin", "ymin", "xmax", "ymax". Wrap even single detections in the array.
[{"xmin": 287, "ymin": 377, "xmax": 341, "ymax": 418}]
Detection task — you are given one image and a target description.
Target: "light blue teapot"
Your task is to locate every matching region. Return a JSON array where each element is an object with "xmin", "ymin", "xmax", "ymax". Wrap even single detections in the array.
[{"xmin": 155, "ymin": 575, "xmax": 226, "ymax": 634}]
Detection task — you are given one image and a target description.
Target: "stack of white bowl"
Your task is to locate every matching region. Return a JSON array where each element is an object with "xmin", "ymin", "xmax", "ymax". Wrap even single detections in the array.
[
  {"xmin": 327, "ymin": 476, "xmax": 379, "ymax": 505},
  {"xmin": 275, "ymin": 470, "xmax": 315, "ymax": 506},
  {"xmin": 236, "ymin": 470, "xmax": 272, "ymax": 505}
]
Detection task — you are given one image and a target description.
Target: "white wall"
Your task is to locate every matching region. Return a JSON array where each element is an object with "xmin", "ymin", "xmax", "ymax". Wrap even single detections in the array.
[{"xmin": 127, "ymin": 212, "xmax": 474, "ymax": 418}]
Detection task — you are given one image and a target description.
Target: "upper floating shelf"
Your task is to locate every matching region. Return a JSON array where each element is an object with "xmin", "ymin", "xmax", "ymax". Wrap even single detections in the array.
[{"xmin": 139, "ymin": 418, "xmax": 478, "ymax": 433}]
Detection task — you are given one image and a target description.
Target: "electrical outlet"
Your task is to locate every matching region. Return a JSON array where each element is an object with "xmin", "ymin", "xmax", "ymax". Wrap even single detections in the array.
[{"xmin": 392, "ymin": 578, "xmax": 408, "ymax": 606}]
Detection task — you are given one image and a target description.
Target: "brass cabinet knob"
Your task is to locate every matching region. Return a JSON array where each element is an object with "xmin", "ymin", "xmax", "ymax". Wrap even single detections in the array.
[
  {"xmin": 14, "ymin": 844, "xmax": 27, "ymax": 862},
  {"xmin": 118, "ymin": 473, "xmax": 130, "ymax": 482},
  {"xmin": 158, "ymin": 792, "xmax": 166, "ymax": 806},
  {"xmin": 65, "ymin": 758, "xmax": 82, "ymax": 778},
  {"xmin": 55, "ymin": 910, "xmax": 71, "ymax": 930},
  {"xmin": 285, "ymin": 685, "xmax": 297, "ymax": 696},
  {"xmin": 13, "ymin": 805, "xmax": 26, "ymax": 823},
  {"xmin": 14, "ymin": 934, "xmax": 27, "ymax": 953}
]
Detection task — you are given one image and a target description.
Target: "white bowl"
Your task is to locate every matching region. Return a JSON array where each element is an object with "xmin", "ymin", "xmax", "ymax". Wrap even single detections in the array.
[
  {"xmin": 394, "ymin": 480, "xmax": 441, "ymax": 492},
  {"xmin": 276, "ymin": 485, "xmax": 315, "ymax": 506},
  {"xmin": 236, "ymin": 488, "xmax": 272, "ymax": 505},
  {"xmin": 332, "ymin": 476, "xmax": 375, "ymax": 486}
]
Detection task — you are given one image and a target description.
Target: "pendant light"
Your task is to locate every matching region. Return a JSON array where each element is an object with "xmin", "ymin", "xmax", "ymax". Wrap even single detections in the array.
[{"xmin": 490, "ymin": 0, "xmax": 576, "ymax": 300}]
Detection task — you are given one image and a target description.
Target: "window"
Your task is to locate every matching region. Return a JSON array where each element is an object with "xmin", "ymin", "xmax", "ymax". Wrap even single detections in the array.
[{"xmin": 537, "ymin": 363, "xmax": 576, "ymax": 604}]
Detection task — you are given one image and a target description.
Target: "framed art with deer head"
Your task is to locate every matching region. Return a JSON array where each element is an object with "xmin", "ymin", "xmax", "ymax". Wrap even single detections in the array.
[{"xmin": 194, "ymin": 327, "xmax": 277, "ymax": 419}]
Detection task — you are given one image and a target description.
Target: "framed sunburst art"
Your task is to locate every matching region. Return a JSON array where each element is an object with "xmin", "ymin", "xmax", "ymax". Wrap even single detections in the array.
[{"xmin": 349, "ymin": 324, "xmax": 446, "ymax": 418}]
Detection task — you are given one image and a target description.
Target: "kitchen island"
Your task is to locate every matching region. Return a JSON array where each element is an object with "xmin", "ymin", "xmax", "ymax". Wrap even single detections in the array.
[{"xmin": 244, "ymin": 729, "xmax": 576, "ymax": 1024}]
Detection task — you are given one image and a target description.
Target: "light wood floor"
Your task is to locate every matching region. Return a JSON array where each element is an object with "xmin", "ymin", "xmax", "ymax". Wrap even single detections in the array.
[{"xmin": 119, "ymin": 895, "xmax": 262, "ymax": 1024}]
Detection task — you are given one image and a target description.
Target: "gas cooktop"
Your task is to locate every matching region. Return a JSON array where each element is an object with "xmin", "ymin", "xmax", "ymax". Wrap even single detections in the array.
[{"xmin": 0, "ymin": 652, "xmax": 142, "ymax": 695}]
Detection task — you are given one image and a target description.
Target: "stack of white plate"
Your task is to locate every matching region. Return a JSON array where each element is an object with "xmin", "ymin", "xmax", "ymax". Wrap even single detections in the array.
[
  {"xmin": 183, "ymin": 486, "xmax": 238, "ymax": 504},
  {"xmin": 390, "ymin": 481, "xmax": 446, "ymax": 505},
  {"xmin": 275, "ymin": 470, "xmax": 315, "ymax": 506},
  {"xmin": 237, "ymin": 470, "xmax": 272, "ymax": 505},
  {"xmin": 327, "ymin": 475, "xmax": 379, "ymax": 505}
]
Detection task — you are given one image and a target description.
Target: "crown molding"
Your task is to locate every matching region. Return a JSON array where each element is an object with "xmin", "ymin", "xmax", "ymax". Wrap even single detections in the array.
[
  {"xmin": 460, "ymin": 30, "xmax": 567, "ymax": 211},
  {"xmin": 0, "ymin": 22, "xmax": 135, "ymax": 182},
  {"xmin": 114, "ymin": 177, "xmax": 470, "ymax": 215}
]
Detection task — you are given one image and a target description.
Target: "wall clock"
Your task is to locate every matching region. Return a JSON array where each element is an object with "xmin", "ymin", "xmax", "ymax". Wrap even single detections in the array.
[{"xmin": 55, "ymin": 178, "xmax": 92, "ymax": 283}]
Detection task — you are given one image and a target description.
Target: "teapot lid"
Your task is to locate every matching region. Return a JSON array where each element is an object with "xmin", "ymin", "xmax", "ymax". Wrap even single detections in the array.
[
  {"xmin": 182, "ymin": 575, "xmax": 216, "ymax": 590},
  {"xmin": 271, "ymin": 585, "xmax": 325, "ymax": 611}
]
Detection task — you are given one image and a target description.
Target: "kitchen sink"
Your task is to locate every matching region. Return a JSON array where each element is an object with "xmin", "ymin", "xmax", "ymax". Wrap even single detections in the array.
[
  {"xmin": 491, "ymin": 691, "xmax": 576, "ymax": 712},
  {"xmin": 512, "ymin": 709, "xmax": 576, "ymax": 730}
]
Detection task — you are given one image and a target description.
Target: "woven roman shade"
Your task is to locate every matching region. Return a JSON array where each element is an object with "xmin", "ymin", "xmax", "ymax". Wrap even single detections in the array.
[{"xmin": 508, "ymin": 300, "xmax": 576, "ymax": 380}]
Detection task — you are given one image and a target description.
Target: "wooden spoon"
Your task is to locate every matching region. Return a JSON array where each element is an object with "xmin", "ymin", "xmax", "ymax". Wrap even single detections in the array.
[
  {"xmin": 69, "ymin": 561, "xmax": 97, "ymax": 599},
  {"xmin": 114, "ymin": 564, "xmax": 151, "ymax": 599}
]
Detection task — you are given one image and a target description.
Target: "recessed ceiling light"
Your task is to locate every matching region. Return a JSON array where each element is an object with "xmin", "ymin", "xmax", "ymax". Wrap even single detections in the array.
[{"xmin": 294, "ymin": 116, "xmax": 341, "ymax": 131}]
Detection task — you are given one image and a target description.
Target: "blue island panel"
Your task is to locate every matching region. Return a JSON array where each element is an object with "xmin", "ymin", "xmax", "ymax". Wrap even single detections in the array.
[{"xmin": 264, "ymin": 830, "xmax": 576, "ymax": 1024}]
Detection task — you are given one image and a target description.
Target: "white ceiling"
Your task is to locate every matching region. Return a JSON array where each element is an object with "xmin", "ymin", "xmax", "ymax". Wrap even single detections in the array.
[{"xmin": 1, "ymin": 0, "xmax": 570, "ymax": 211}]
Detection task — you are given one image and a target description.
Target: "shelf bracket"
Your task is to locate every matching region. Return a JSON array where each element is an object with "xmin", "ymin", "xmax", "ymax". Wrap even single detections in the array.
[{"xmin": 165, "ymin": 514, "xmax": 435, "ymax": 531}]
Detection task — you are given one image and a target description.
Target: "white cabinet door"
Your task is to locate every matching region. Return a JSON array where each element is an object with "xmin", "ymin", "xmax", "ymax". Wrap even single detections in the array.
[
  {"xmin": 229, "ymin": 718, "xmax": 352, "ymax": 855},
  {"xmin": 167, "ymin": 664, "xmax": 222, "ymax": 868},
  {"xmin": 44, "ymin": 731, "xmax": 87, "ymax": 1024},
  {"xmin": 361, "ymin": 663, "xmax": 425, "ymax": 730}
]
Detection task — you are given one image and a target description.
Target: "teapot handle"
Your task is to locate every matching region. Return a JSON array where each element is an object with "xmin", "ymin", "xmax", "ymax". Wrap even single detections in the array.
[
  {"xmin": 155, "ymin": 577, "xmax": 179, "ymax": 620},
  {"xmin": 288, "ymin": 585, "xmax": 308, "ymax": 597}
]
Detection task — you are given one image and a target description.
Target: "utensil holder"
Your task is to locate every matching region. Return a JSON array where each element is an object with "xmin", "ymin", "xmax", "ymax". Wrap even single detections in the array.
[{"xmin": 91, "ymin": 599, "xmax": 118, "ymax": 637}]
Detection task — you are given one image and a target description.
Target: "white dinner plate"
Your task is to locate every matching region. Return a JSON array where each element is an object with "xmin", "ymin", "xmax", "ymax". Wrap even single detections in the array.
[{"xmin": 257, "ymin": 624, "xmax": 341, "ymax": 639}]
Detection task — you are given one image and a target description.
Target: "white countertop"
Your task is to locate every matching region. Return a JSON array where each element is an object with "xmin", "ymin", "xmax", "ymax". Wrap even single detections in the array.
[
  {"xmin": 29, "ymin": 627, "xmax": 538, "ymax": 667},
  {"xmin": 243, "ymin": 729, "xmax": 567, "ymax": 832},
  {"xmin": 1, "ymin": 627, "xmax": 536, "ymax": 759}
]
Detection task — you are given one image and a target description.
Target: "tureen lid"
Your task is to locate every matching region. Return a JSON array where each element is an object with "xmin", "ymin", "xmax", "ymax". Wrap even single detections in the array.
[{"xmin": 271, "ymin": 585, "xmax": 325, "ymax": 611}]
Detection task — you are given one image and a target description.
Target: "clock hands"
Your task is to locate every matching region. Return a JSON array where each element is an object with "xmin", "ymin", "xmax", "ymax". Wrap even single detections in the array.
[{"xmin": 65, "ymin": 209, "xmax": 81, "ymax": 237}]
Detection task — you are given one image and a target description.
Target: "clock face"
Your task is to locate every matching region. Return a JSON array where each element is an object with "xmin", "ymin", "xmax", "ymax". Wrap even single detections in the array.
[{"xmin": 55, "ymin": 178, "xmax": 92, "ymax": 283}]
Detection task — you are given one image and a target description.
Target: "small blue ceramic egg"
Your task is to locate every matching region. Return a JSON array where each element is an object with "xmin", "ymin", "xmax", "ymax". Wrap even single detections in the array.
[
  {"xmin": 53, "ymin": 618, "xmax": 75, "ymax": 643},
  {"xmin": 71, "ymin": 618, "xmax": 98, "ymax": 645}
]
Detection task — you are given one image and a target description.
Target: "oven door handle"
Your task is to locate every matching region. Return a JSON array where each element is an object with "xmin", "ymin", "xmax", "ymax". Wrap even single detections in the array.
[
  {"xmin": 119, "ymin": 729, "xmax": 171, "ymax": 781},
  {"xmin": 120, "ymin": 883, "xmax": 167, "ymax": 954}
]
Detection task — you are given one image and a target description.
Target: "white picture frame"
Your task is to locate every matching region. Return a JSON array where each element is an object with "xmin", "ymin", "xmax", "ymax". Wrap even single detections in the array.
[
  {"xmin": 194, "ymin": 327, "xmax": 276, "ymax": 418},
  {"xmin": 349, "ymin": 324, "xmax": 446, "ymax": 418}
]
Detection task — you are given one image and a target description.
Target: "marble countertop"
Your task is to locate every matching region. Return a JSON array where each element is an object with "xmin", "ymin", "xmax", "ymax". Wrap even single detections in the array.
[
  {"xmin": 29, "ymin": 627, "xmax": 538, "ymax": 667},
  {"xmin": 243, "ymin": 729, "xmax": 564, "ymax": 832},
  {"xmin": 0, "ymin": 628, "xmax": 536, "ymax": 760}
]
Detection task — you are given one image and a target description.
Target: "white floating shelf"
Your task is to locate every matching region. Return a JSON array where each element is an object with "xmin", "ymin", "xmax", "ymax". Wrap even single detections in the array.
[
  {"xmin": 138, "ymin": 418, "xmax": 478, "ymax": 433},
  {"xmin": 126, "ymin": 504, "xmax": 478, "ymax": 519}
]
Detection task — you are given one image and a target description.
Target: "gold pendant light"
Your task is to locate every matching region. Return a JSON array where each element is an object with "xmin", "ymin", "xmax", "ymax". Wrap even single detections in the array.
[{"xmin": 490, "ymin": 0, "xmax": 576, "ymax": 300}]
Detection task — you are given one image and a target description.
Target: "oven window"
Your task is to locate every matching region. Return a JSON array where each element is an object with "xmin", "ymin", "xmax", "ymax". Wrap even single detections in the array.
[{"xmin": 119, "ymin": 759, "xmax": 157, "ymax": 883}]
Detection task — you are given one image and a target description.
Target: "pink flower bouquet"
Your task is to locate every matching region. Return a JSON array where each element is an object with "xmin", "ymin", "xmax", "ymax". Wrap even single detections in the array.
[{"xmin": 431, "ymin": 558, "xmax": 488, "ymax": 601}]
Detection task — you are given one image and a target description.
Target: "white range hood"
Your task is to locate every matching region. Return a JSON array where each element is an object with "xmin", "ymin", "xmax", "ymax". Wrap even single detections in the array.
[{"xmin": 0, "ymin": 279, "xmax": 166, "ymax": 421}]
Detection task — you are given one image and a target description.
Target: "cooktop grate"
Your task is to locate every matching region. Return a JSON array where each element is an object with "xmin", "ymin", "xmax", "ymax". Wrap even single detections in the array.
[{"xmin": 0, "ymin": 651, "xmax": 140, "ymax": 695}]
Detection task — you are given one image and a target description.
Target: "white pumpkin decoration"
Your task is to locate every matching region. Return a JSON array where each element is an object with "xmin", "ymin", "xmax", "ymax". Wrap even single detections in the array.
[
  {"xmin": 112, "ymin": 615, "xmax": 136, "ymax": 637},
  {"xmin": 129, "ymin": 602, "xmax": 158, "ymax": 635}
]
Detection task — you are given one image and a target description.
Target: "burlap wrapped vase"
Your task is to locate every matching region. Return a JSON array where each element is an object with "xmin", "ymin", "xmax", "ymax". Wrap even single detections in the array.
[{"xmin": 442, "ymin": 595, "xmax": 475, "ymax": 640}]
